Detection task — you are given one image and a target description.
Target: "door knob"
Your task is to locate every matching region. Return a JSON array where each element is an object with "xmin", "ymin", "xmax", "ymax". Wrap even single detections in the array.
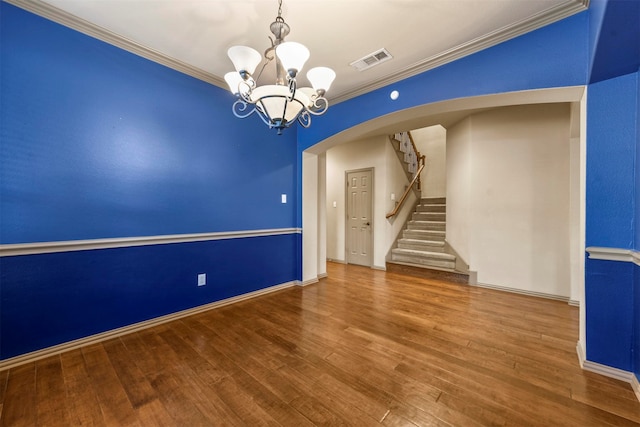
[{"xmin": 365, "ymin": 222, "xmax": 370, "ymax": 226}]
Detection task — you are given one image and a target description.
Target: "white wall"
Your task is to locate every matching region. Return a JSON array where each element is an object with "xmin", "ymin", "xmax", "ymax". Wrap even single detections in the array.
[
  {"xmin": 412, "ymin": 125, "xmax": 447, "ymax": 198},
  {"xmin": 446, "ymin": 103, "xmax": 572, "ymax": 297},
  {"xmin": 302, "ymin": 151, "xmax": 319, "ymax": 284},
  {"xmin": 326, "ymin": 135, "xmax": 415, "ymax": 268},
  {"xmin": 446, "ymin": 119, "xmax": 472, "ymax": 263},
  {"xmin": 317, "ymin": 152, "xmax": 327, "ymax": 278}
]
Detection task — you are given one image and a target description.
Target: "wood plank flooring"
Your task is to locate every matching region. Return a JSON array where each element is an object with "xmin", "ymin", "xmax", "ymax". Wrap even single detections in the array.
[{"xmin": 1, "ymin": 262, "xmax": 639, "ymax": 426}]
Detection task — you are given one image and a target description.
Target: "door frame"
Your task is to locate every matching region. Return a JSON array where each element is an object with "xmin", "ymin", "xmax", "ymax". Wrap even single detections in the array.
[{"xmin": 344, "ymin": 167, "xmax": 374, "ymax": 267}]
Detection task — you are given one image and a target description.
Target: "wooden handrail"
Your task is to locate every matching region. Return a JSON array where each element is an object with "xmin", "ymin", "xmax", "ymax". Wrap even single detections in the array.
[{"xmin": 386, "ymin": 160, "xmax": 425, "ymax": 219}]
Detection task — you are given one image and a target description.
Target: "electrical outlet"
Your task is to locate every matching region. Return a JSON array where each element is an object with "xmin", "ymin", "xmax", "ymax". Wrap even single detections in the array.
[{"xmin": 197, "ymin": 273, "xmax": 206, "ymax": 286}]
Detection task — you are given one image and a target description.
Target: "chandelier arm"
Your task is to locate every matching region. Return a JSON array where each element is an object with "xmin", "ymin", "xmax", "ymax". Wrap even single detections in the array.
[
  {"xmin": 253, "ymin": 60, "xmax": 269, "ymax": 83},
  {"xmin": 232, "ymin": 99, "xmax": 259, "ymax": 119},
  {"xmin": 280, "ymin": 98, "xmax": 290, "ymax": 128},
  {"xmin": 297, "ymin": 110, "xmax": 312, "ymax": 128},
  {"xmin": 306, "ymin": 96, "xmax": 329, "ymax": 116},
  {"xmin": 237, "ymin": 79, "xmax": 256, "ymax": 103},
  {"xmin": 287, "ymin": 78, "xmax": 297, "ymax": 102}
]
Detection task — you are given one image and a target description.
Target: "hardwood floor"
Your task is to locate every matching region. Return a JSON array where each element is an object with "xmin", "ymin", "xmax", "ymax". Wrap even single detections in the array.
[{"xmin": 1, "ymin": 262, "xmax": 639, "ymax": 426}]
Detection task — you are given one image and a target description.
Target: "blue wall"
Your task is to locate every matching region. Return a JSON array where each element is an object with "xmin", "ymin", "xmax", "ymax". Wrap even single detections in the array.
[
  {"xmin": 586, "ymin": 73, "xmax": 637, "ymax": 249},
  {"xmin": 298, "ymin": 11, "xmax": 589, "ymax": 150},
  {"xmin": 585, "ymin": 0, "xmax": 640, "ymax": 377},
  {"xmin": 588, "ymin": 0, "xmax": 640, "ymax": 84},
  {"xmin": 2, "ymin": 0, "xmax": 639, "ymax": 376},
  {"xmin": 0, "ymin": 235, "xmax": 298, "ymax": 359},
  {"xmin": 584, "ymin": 72, "xmax": 637, "ymax": 371},
  {"xmin": 0, "ymin": 3, "xmax": 300, "ymax": 359},
  {"xmin": 635, "ymin": 264, "xmax": 640, "ymax": 379},
  {"xmin": 1, "ymin": 4, "xmax": 298, "ymax": 244},
  {"xmin": 585, "ymin": 258, "xmax": 635, "ymax": 370}
]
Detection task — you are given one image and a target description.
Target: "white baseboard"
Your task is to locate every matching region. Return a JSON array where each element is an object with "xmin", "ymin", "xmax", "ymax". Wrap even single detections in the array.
[
  {"xmin": 632, "ymin": 375, "xmax": 640, "ymax": 402},
  {"xmin": 297, "ymin": 277, "xmax": 319, "ymax": 287},
  {"xmin": 576, "ymin": 341, "xmax": 640, "ymax": 402},
  {"xmin": 0, "ymin": 280, "xmax": 296, "ymax": 372},
  {"xmin": 372, "ymin": 264, "xmax": 387, "ymax": 271},
  {"xmin": 474, "ymin": 282, "xmax": 570, "ymax": 303},
  {"xmin": 576, "ymin": 340, "xmax": 587, "ymax": 368},
  {"xmin": 317, "ymin": 272, "xmax": 328, "ymax": 279}
]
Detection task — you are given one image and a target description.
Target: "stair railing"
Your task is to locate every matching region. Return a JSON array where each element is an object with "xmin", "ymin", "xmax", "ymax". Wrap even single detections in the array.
[
  {"xmin": 407, "ymin": 132, "xmax": 423, "ymax": 190},
  {"xmin": 386, "ymin": 157, "xmax": 425, "ymax": 219},
  {"xmin": 387, "ymin": 131, "xmax": 426, "ymax": 219}
]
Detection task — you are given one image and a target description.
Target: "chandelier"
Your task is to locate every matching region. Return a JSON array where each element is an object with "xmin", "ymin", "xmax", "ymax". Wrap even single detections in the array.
[{"xmin": 224, "ymin": 0, "xmax": 336, "ymax": 135}]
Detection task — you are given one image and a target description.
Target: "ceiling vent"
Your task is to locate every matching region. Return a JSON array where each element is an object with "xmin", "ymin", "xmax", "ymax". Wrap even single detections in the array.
[{"xmin": 349, "ymin": 48, "xmax": 393, "ymax": 71}]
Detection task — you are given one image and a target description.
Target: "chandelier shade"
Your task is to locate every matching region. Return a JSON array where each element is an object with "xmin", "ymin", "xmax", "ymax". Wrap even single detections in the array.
[
  {"xmin": 275, "ymin": 42, "xmax": 310, "ymax": 76},
  {"xmin": 227, "ymin": 46, "xmax": 262, "ymax": 76},
  {"xmin": 223, "ymin": 72, "xmax": 244, "ymax": 95},
  {"xmin": 307, "ymin": 67, "xmax": 336, "ymax": 93},
  {"xmin": 251, "ymin": 85, "xmax": 311, "ymax": 124},
  {"xmin": 225, "ymin": 0, "xmax": 335, "ymax": 134}
]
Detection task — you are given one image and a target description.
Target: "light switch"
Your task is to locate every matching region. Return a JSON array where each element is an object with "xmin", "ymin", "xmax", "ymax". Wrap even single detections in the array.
[
  {"xmin": 333, "ymin": 201, "xmax": 337, "ymax": 208},
  {"xmin": 281, "ymin": 194, "xmax": 287, "ymax": 203},
  {"xmin": 391, "ymin": 193, "xmax": 396, "ymax": 201}
]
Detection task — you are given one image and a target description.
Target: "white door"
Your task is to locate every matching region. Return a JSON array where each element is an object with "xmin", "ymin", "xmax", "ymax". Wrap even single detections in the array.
[{"xmin": 346, "ymin": 169, "xmax": 373, "ymax": 267}]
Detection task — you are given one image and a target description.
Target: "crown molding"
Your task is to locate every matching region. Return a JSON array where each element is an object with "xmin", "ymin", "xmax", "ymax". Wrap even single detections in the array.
[
  {"xmin": 331, "ymin": 0, "xmax": 589, "ymax": 104},
  {"xmin": 4, "ymin": 0, "xmax": 227, "ymax": 88},
  {"xmin": 5, "ymin": 0, "xmax": 588, "ymax": 104}
]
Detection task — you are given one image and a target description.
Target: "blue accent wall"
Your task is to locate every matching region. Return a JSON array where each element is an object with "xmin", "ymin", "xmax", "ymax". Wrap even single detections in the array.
[
  {"xmin": 0, "ymin": 3, "xmax": 301, "ymax": 360},
  {"xmin": 1, "ymin": 0, "xmax": 639, "ymax": 376},
  {"xmin": 635, "ymin": 264, "xmax": 640, "ymax": 380},
  {"xmin": 1, "ymin": 3, "xmax": 298, "ymax": 244},
  {"xmin": 0, "ymin": 234, "xmax": 299, "ymax": 359},
  {"xmin": 585, "ymin": 258, "xmax": 634, "ymax": 370},
  {"xmin": 298, "ymin": 11, "xmax": 589, "ymax": 150},
  {"xmin": 586, "ymin": 73, "xmax": 637, "ymax": 249},
  {"xmin": 589, "ymin": 0, "xmax": 640, "ymax": 84},
  {"xmin": 583, "ymin": 57, "xmax": 638, "ymax": 370}
]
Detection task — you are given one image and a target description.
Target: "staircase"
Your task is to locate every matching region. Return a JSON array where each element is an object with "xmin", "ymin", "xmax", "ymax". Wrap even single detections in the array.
[
  {"xmin": 388, "ymin": 197, "xmax": 469, "ymax": 282},
  {"xmin": 386, "ymin": 132, "xmax": 469, "ymax": 283},
  {"xmin": 390, "ymin": 197, "xmax": 457, "ymax": 269}
]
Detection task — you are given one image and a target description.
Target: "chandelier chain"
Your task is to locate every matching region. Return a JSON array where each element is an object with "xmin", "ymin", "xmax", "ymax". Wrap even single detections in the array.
[{"xmin": 277, "ymin": 0, "xmax": 283, "ymax": 19}]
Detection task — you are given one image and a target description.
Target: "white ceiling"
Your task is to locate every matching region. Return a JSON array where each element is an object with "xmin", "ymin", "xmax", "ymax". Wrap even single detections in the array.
[{"xmin": 14, "ymin": 0, "xmax": 587, "ymax": 103}]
